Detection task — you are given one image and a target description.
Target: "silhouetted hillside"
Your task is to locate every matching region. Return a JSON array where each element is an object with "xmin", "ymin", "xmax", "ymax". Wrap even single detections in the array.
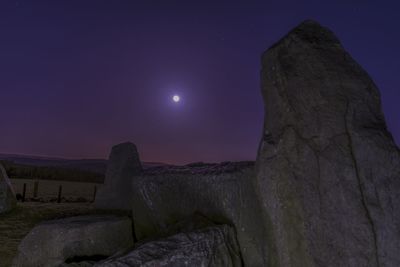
[
  {"xmin": 0, "ymin": 160, "xmax": 105, "ymax": 183},
  {"xmin": 0, "ymin": 154, "xmax": 107, "ymax": 174},
  {"xmin": 0, "ymin": 154, "xmax": 171, "ymax": 183}
]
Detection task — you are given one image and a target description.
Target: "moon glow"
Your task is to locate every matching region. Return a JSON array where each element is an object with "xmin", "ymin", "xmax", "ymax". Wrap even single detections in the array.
[{"xmin": 173, "ymin": 95, "xmax": 180, "ymax": 102}]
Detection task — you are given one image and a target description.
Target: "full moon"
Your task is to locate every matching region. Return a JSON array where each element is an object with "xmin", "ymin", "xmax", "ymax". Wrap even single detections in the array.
[{"xmin": 172, "ymin": 95, "xmax": 180, "ymax": 102}]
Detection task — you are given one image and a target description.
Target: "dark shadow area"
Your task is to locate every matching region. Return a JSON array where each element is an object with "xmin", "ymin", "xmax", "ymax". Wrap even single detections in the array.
[{"xmin": 65, "ymin": 254, "xmax": 108, "ymax": 264}]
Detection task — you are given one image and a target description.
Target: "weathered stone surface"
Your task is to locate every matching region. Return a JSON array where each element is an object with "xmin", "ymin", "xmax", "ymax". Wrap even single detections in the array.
[
  {"xmin": 131, "ymin": 162, "xmax": 267, "ymax": 266},
  {"xmin": 255, "ymin": 20, "xmax": 400, "ymax": 266},
  {"xmin": 0, "ymin": 163, "xmax": 16, "ymax": 214},
  {"xmin": 95, "ymin": 142, "xmax": 142, "ymax": 210},
  {"xmin": 94, "ymin": 224, "xmax": 242, "ymax": 267},
  {"xmin": 12, "ymin": 215, "xmax": 134, "ymax": 267}
]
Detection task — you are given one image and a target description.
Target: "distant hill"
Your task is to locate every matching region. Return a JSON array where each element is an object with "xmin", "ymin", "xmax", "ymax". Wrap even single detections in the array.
[
  {"xmin": 0, "ymin": 154, "xmax": 170, "ymax": 183},
  {"xmin": 0, "ymin": 154, "xmax": 107, "ymax": 174},
  {"xmin": 0, "ymin": 154, "xmax": 169, "ymax": 173}
]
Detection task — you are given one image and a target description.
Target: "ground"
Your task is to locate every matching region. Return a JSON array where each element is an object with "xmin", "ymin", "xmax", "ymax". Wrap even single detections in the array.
[{"xmin": 0, "ymin": 202, "xmax": 129, "ymax": 267}]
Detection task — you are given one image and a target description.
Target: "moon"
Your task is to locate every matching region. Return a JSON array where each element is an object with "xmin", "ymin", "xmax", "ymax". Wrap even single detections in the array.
[{"xmin": 172, "ymin": 95, "xmax": 180, "ymax": 103}]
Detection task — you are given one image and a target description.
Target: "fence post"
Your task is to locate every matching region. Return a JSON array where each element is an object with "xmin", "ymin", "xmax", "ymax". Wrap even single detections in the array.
[
  {"xmin": 33, "ymin": 180, "xmax": 39, "ymax": 198},
  {"xmin": 57, "ymin": 185, "xmax": 63, "ymax": 203},
  {"xmin": 22, "ymin": 183, "xmax": 26, "ymax": 202},
  {"xmin": 92, "ymin": 186, "xmax": 97, "ymax": 202}
]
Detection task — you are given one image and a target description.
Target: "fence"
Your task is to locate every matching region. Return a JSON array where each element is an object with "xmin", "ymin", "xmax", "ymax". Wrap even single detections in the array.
[{"xmin": 10, "ymin": 178, "xmax": 100, "ymax": 202}]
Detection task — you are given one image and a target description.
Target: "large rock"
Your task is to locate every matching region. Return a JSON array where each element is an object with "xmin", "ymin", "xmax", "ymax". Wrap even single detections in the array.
[
  {"xmin": 95, "ymin": 142, "xmax": 142, "ymax": 210},
  {"xmin": 13, "ymin": 215, "xmax": 134, "ymax": 267},
  {"xmin": 131, "ymin": 162, "xmax": 267, "ymax": 266},
  {"xmin": 0, "ymin": 163, "xmax": 16, "ymax": 214},
  {"xmin": 255, "ymin": 20, "xmax": 400, "ymax": 266},
  {"xmin": 94, "ymin": 224, "xmax": 242, "ymax": 267}
]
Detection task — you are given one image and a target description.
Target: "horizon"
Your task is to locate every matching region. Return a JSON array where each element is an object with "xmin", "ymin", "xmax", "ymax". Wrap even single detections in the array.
[
  {"xmin": 1, "ymin": 1, "xmax": 399, "ymax": 164},
  {"xmin": 0, "ymin": 151, "xmax": 255, "ymax": 165}
]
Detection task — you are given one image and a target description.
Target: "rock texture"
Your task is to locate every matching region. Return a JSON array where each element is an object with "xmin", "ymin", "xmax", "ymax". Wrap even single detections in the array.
[
  {"xmin": 255, "ymin": 20, "xmax": 400, "ymax": 266},
  {"xmin": 95, "ymin": 142, "xmax": 142, "ymax": 210},
  {"xmin": 0, "ymin": 163, "xmax": 16, "ymax": 214},
  {"xmin": 12, "ymin": 215, "xmax": 134, "ymax": 267},
  {"xmin": 94, "ymin": 224, "xmax": 242, "ymax": 267},
  {"xmin": 131, "ymin": 162, "xmax": 267, "ymax": 266}
]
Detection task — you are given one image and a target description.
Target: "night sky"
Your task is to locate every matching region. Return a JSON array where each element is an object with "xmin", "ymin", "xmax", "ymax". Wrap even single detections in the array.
[{"xmin": 0, "ymin": 1, "xmax": 399, "ymax": 164}]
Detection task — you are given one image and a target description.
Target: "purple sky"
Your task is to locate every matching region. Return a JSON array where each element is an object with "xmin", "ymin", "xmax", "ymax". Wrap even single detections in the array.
[{"xmin": 0, "ymin": 1, "xmax": 399, "ymax": 164}]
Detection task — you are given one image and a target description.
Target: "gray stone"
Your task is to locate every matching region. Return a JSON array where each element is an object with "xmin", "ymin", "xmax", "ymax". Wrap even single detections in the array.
[
  {"xmin": 0, "ymin": 163, "xmax": 16, "ymax": 214},
  {"xmin": 131, "ymin": 162, "xmax": 267, "ymax": 266},
  {"xmin": 95, "ymin": 142, "xmax": 142, "ymax": 210},
  {"xmin": 12, "ymin": 215, "xmax": 134, "ymax": 267},
  {"xmin": 255, "ymin": 20, "xmax": 400, "ymax": 266},
  {"xmin": 94, "ymin": 224, "xmax": 242, "ymax": 267}
]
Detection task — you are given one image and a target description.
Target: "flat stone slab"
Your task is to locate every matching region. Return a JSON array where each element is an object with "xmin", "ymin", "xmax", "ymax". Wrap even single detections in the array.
[
  {"xmin": 131, "ymin": 161, "xmax": 266, "ymax": 266},
  {"xmin": 94, "ymin": 224, "xmax": 242, "ymax": 267},
  {"xmin": 12, "ymin": 215, "xmax": 134, "ymax": 267}
]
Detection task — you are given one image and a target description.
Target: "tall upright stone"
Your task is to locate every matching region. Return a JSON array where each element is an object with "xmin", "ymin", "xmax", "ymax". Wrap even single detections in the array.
[
  {"xmin": 0, "ymin": 163, "xmax": 16, "ymax": 214},
  {"xmin": 95, "ymin": 142, "xmax": 142, "ymax": 210},
  {"xmin": 255, "ymin": 20, "xmax": 400, "ymax": 266}
]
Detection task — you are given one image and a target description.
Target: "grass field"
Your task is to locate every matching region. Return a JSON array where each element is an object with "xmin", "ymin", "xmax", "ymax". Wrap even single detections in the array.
[{"xmin": 0, "ymin": 202, "xmax": 129, "ymax": 267}]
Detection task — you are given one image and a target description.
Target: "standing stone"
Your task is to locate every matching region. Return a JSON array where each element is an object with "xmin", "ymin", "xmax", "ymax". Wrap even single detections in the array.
[
  {"xmin": 255, "ymin": 20, "xmax": 400, "ymax": 267},
  {"xmin": 95, "ymin": 142, "xmax": 142, "ymax": 210},
  {"xmin": 0, "ymin": 163, "xmax": 16, "ymax": 214}
]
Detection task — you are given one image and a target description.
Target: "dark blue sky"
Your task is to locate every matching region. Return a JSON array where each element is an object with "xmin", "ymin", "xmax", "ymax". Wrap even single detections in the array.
[{"xmin": 0, "ymin": 1, "xmax": 399, "ymax": 164}]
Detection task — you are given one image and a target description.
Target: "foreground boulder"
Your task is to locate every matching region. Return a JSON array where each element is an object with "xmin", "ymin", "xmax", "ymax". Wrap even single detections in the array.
[
  {"xmin": 95, "ymin": 224, "xmax": 242, "ymax": 267},
  {"xmin": 95, "ymin": 142, "xmax": 142, "ymax": 210},
  {"xmin": 0, "ymin": 163, "xmax": 16, "ymax": 214},
  {"xmin": 13, "ymin": 215, "xmax": 134, "ymax": 267},
  {"xmin": 255, "ymin": 20, "xmax": 400, "ymax": 266},
  {"xmin": 131, "ymin": 162, "xmax": 266, "ymax": 266}
]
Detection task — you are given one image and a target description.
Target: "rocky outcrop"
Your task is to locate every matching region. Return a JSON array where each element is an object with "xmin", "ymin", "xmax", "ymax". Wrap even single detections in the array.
[
  {"xmin": 255, "ymin": 20, "xmax": 400, "ymax": 266},
  {"xmin": 95, "ymin": 224, "xmax": 242, "ymax": 267},
  {"xmin": 95, "ymin": 142, "xmax": 142, "ymax": 210},
  {"xmin": 131, "ymin": 162, "xmax": 267, "ymax": 266},
  {"xmin": 0, "ymin": 163, "xmax": 16, "ymax": 214},
  {"xmin": 12, "ymin": 215, "xmax": 134, "ymax": 267}
]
